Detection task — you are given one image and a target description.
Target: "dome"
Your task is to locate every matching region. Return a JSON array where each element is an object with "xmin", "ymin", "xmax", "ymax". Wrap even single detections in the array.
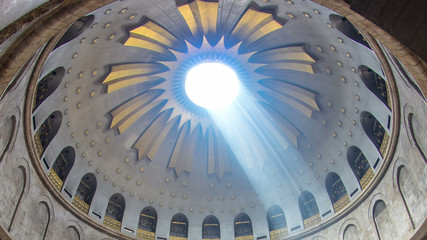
[{"xmin": 0, "ymin": 0, "xmax": 426, "ymax": 240}]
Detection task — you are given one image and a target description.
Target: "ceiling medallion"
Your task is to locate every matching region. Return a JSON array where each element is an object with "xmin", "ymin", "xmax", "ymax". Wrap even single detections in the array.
[{"xmin": 102, "ymin": 0, "xmax": 320, "ymax": 178}]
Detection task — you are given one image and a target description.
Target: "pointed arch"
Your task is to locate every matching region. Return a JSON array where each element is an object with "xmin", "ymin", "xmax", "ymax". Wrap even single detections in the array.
[
  {"xmin": 347, "ymin": 146, "xmax": 374, "ymax": 190},
  {"xmin": 234, "ymin": 212, "xmax": 253, "ymax": 239},
  {"xmin": 48, "ymin": 146, "xmax": 75, "ymax": 191},
  {"xmin": 358, "ymin": 65, "xmax": 390, "ymax": 108},
  {"xmin": 137, "ymin": 206, "xmax": 157, "ymax": 240},
  {"xmin": 170, "ymin": 213, "xmax": 188, "ymax": 239},
  {"xmin": 72, "ymin": 173, "xmax": 96, "ymax": 214},
  {"xmin": 103, "ymin": 193, "xmax": 125, "ymax": 231},
  {"xmin": 397, "ymin": 165, "xmax": 423, "ymax": 229},
  {"xmin": 325, "ymin": 172, "xmax": 350, "ymax": 213},
  {"xmin": 53, "ymin": 15, "xmax": 95, "ymax": 50},
  {"xmin": 360, "ymin": 111, "xmax": 389, "ymax": 157},
  {"xmin": 267, "ymin": 205, "xmax": 287, "ymax": 240},
  {"xmin": 33, "ymin": 67, "xmax": 65, "ymax": 111},
  {"xmin": 34, "ymin": 111, "xmax": 62, "ymax": 157},
  {"xmin": 299, "ymin": 191, "xmax": 321, "ymax": 229},
  {"xmin": 202, "ymin": 215, "xmax": 220, "ymax": 239},
  {"xmin": 329, "ymin": 14, "xmax": 371, "ymax": 49},
  {"xmin": 373, "ymin": 200, "xmax": 396, "ymax": 240}
]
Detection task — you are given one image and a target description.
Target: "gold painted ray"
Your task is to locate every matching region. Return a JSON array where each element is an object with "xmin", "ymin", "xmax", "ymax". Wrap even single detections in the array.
[
  {"xmin": 197, "ymin": 0, "xmax": 218, "ymax": 42},
  {"xmin": 263, "ymin": 103, "xmax": 301, "ymax": 148},
  {"xmin": 124, "ymin": 38, "xmax": 172, "ymax": 55},
  {"xmin": 257, "ymin": 62, "xmax": 315, "ymax": 74},
  {"xmin": 129, "ymin": 21, "xmax": 179, "ymax": 49},
  {"xmin": 245, "ymin": 20, "xmax": 283, "ymax": 46},
  {"xmin": 260, "ymin": 79, "xmax": 319, "ymax": 111},
  {"xmin": 168, "ymin": 120, "xmax": 194, "ymax": 176},
  {"xmin": 178, "ymin": 3, "xmax": 200, "ymax": 39},
  {"xmin": 110, "ymin": 90, "xmax": 164, "ymax": 130},
  {"xmin": 261, "ymin": 90, "xmax": 314, "ymax": 118},
  {"xmin": 227, "ymin": 8, "xmax": 275, "ymax": 47},
  {"xmin": 250, "ymin": 46, "xmax": 316, "ymax": 63},
  {"xmin": 118, "ymin": 100, "xmax": 166, "ymax": 134},
  {"xmin": 132, "ymin": 110, "xmax": 178, "ymax": 161}
]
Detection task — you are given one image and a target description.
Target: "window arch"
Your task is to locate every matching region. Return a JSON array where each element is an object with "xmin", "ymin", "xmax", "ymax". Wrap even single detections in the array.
[
  {"xmin": 347, "ymin": 146, "xmax": 373, "ymax": 190},
  {"xmin": 53, "ymin": 15, "xmax": 94, "ymax": 50},
  {"xmin": 397, "ymin": 166, "xmax": 423, "ymax": 229},
  {"xmin": 360, "ymin": 111, "xmax": 389, "ymax": 157},
  {"xmin": 33, "ymin": 67, "xmax": 65, "ymax": 111},
  {"xmin": 373, "ymin": 200, "xmax": 396, "ymax": 240},
  {"xmin": 138, "ymin": 207, "xmax": 157, "ymax": 240},
  {"xmin": 343, "ymin": 224, "xmax": 360, "ymax": 240},
  {"xmin": 358, "ymin": 65, "xmax": 390, "ymax": 108},
  {"xmin": 72, "ymin": 173, "xmax": 96, "ymax": 214},
  {"xmin": 170, "ymin": 213, "xmax": 188, "ymax": 240},
  {"xmin": 298, "ymin": 191, "xmax": 321, "ymax": 229},
  {"xmin": 267, "ymin": 205, "xmax": 287, "ymax": 240},
  {"xmin": 34, "ymin": 111, "xmax": 62, "ymax": 157},
  {"xmin": 103, "ymin": 193, "xmax": 125, "ymax": 231},
  {"xmin": 325, "ymin": 172, "xmax": 350, "ymax": 212},
  {"xmin": 202, "ymin": 215, "xmax": 220, "ymax": 239},
  {"xmin": 234, "ymin": 212, "xmax": 253, "ymax": 239},
  {"xmin": 329, "ymin": 14, "xmax": 371, "ymax": 49},
  {"xmin": 49, "ymin": 146, "xmax": 75, "ymax": 191}
]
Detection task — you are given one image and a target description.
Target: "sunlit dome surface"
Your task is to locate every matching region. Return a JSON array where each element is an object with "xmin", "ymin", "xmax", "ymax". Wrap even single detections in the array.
[{"xmin": 185, "ymin": 62, "xmax": 240, "ymax": 109}]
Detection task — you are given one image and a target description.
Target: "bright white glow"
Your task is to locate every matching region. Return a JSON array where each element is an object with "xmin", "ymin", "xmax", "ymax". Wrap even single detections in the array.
[{"xmin": 185, "ymin": 62, "xmax": 240, "ymax": 109}]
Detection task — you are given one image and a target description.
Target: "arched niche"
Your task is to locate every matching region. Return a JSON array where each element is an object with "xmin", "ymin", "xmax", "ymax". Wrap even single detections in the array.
[
  {"xmin": 325, "ymin": 172, "xmax": 350, "ymax": 213},
  {"xmin": 103, "ymin": 193, "xmax": 125, "ymax": 231},
  {"xmin": 360, "ymin": 111, "xmax": 389, "ymax": 157},
  {"xmin": 170, "ymin": 213, "xmax": 188, "ymax": 239},
  {"xmin": 358, "ymin": 65, "xmax": 390, "ymax": 109},
  {"xmin": 32, "ymin": 201, "xmax": 50, "ymax": 239},
  {"xmin": 53, "ymin": 15, "xmax": 95, "ymax": 50},
  {"xmin": 390, "ymin": 54, "xmax": 425, "ymax": 100},
  {"xmin": 202, "ymin": 215, "xmax": 220, "ymax": 239},
  {"xmin": 72, "ymin": 173, "xmax": 96, "ymax": 214},
  {"xmin": 329, "ymin": 14, "xmax": 371, "ymax": 49},
  {"xmin": 137, "ymin": 206, "xmax": 157, "ymax": 240},
  {"xmin": 49, "ymin": 146, "xmax": 75, "ymax": 191},
  {"xmin": 0, "ymin": 115, "xmax": 17, "ymax": 163},
  {"xmin": 267, "ymin": 205, "xmax": 287, "ymax": 240},
  {"xmin": 397, "ymin": 166, "xmax": 423, "ymax": 229},
  {"xmin": 299, "ymin": 191, "xmax": 321, "ymax": 229},
  {"xmin": 33, "ymin": 67, "xmax": 65, "ymax": 111},
  {"xmin": 343, "ymin": 224, "xmax": 360, "ymax": 240},
  {"xmin": 234, "ymin": 212, "xmax": 253, "ymax": 239},
  {"xmin": 34, "ymin": 111, "xmax": 62, "ymax": 157},
  {"xmin": 408, "ymin": 113, "xmax": 427, "ymax": 163},
  {"xmin": 347, "ymin": 146, "xmax": 373, "ymax": 190},
  {"xmin": 63, "ymin": 226, "xmax": 80, "ymax": 240},
  {"xmin": 373, "ymin": 200, "xmax": 396, "ymax": 240}
]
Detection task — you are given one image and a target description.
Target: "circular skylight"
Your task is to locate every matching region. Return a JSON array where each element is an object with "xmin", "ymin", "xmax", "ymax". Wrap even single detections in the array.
[{"xmin": 185, "ymin": 62, "xmax": 240, "ymax": 109}]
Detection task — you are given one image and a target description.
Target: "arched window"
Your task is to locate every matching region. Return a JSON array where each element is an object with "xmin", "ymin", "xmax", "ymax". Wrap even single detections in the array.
[
  {"xmin": 234, "ymin": 212, "xmax": 253, "ymax": 239},
  {"xmin": 325, "ymin": 172, "xmax": 349, "ymax": 212},
  {"xmin": 360, "ymin": 111, "xmax": 389, "ymax": 157},
  {"xmin": 103, "ymin": 193, "xmax": 125, "ymax": 231},
  {"xmin": 170, "ymin": 213, "xmax": 188, "ymax": 239},
  {"xmin": 329, "ymin": 14, "xmax": 371, "ymax": 49},
  {"xmin": 397, "ymin": 166, "xmax": 423, "ymax": 228},
  {"xmin": 33, "ymin": 67, "xmax": 65, "ymax": 111},
  {"xmin": 138, "ymin": 207, "xmax": 157, "ymax": 240},
  {"xmin": 34, "ymin": 111, "xmax": 62, "ymax": 157},
  {"xmin": 48, "ymin": 146, "xmax": 75, "ymax": 191},
  {"xmin": 358, "ymin": 65, "xmax": 390, "ymax": 108},
  {"xmin": 53, "ymin": 15, "xmax": 94, "ymax": 50},
  {"xmin": 373, "ymin": 200, "xmax": 396, "ymax": 239},
  {"xmin": 298, "ymin": 191, "xmax": 321, "ymax": 229},
  {"xmin": 347, "ymin": 146, "xmax": 373, "ymax": 190},
  {"xmin": 267, "ymin": 205, "xmax": 287, "ymax": 240},
  {"xmin": 72, "ymin": 173, "xmax": 96, "ymax": 214},
  {"xmin": 202, "ymin": 215, "xmax": 220, "ymax": 239},
  {"xmin": 343, "ymin": 224, "xmax": 360, "ymax": 240}
]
